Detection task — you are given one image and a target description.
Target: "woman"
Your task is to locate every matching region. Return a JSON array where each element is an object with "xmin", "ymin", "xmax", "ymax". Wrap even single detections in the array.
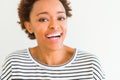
[{"xmin": 0, "ymin": 0, "xmax": 105, "ymax": 80}]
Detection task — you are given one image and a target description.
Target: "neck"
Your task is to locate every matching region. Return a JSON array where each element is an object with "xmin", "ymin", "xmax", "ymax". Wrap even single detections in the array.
[
  {"xmin": 38, "ymin": 45, "xmax": 65, "ymax": 65},
  {"xmin": 30, "ymin": 45, "xmax": 74, "ymax": 66}
]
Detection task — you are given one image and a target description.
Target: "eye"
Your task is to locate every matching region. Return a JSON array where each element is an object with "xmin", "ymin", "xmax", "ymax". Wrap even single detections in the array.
[
  {"xmin": 57, "ymin": 17, "xmax": 66, "ymax": 21},
  {"xmin": 39, "ymin": 18, "xmax": 48, "ymax": 22}
]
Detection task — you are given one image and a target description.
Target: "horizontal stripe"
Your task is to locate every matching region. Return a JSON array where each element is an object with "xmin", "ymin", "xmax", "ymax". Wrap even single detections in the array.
[{"xmin": 0, "ymin": 48, "xmax": 105, "ymax": 80}]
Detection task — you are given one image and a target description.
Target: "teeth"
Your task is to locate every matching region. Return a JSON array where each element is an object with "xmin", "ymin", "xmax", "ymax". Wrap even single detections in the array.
[{"xmin": 47, "ymin": 33, "xmax": 61, "ymax": 38}]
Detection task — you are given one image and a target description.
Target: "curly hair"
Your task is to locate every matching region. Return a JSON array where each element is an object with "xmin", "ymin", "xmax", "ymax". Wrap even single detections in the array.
[{"xmin": 18, "ymin": 0, "xmax": 72, "ymax": 39}]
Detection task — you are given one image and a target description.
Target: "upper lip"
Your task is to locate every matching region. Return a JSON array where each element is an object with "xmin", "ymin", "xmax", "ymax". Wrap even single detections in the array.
[{"xmin": 45, "ymin": 32, "xmax": 62, "ymax": 38}]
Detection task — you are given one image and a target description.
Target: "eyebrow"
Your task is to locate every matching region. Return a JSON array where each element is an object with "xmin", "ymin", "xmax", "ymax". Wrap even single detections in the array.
[{"xmin": 36, "ymin": 11, "xmax": 65, "ymax": 16}]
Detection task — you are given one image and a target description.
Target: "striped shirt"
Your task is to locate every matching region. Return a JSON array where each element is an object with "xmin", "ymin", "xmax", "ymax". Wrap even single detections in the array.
[{"xmin": 0, "ymin": 48, "xmax": 105, "ymax": 80}]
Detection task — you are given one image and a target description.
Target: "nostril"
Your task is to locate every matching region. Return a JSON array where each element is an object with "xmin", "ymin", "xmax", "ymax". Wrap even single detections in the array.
[
  {"xmin": 49, "ymin": 21, "xmax": 59, "ymax": 30},
  {"xmin": 49, "ymin": 25, "xmax": 59, "ymax": 30}
]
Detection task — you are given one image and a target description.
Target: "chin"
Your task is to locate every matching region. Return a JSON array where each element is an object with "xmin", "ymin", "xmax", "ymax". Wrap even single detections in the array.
[{"xmin": 48, "ymin": 44, "xmax": 64, "ymax": 51}]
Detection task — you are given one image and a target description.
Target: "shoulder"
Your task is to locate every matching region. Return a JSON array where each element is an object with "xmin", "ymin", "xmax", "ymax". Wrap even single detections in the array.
[
  {"xmin": 5, "ymin": 49, "xmax": 29, "ymax": 60},
  {"xmin": 75, "ymin": 49, "xmax": 99, "ymax": 61},
  {"xmin": 74, "ymin": 49, "xmax": 101, "ymax": 68},
  {"xmin": 75, "ymin": 49, "xmax": 105, "ymax": 79},
  {"xmin": 0, "ymin": 49, "xmax": 30, "ymax": 80},
  {"xmin": 75, "ymin": 48, "xmax": 103, "ymax": 68},
  {"xmin": 2, "ymin": 49, "xmax": 29, "ymax": 70},
  {"xmin": 9, "ymin": 48, "xmax": 28, "ymax": 56}
]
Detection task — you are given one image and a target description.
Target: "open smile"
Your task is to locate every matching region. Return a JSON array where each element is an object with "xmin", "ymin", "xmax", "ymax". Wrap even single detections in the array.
[{"xmin": 45, "ymin": 32, "xmax": 63, "ymax": 41}]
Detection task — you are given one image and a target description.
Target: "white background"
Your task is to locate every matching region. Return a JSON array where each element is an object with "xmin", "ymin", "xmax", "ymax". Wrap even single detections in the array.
[{"xmin": 0, "ymin": 0, "xmax": 120, "ymax": 80}]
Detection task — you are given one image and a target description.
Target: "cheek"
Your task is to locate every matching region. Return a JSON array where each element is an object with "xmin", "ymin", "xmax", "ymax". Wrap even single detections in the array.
[
  {"xmin": 62, "ymin": 24, "xmax": 67, "ymax": 37},
  {"xmin": 33, "ymin": 25, "xmax": 48, "ymax": 38},
  {"xmin": 33, "ymin": 23, "xmax": 47, "ymax": 32},
  {"xmin": 63, "ymin": 23, "xmax": 67, "ymax": 32},
  {"xmin": 36, "ymin": 27, "xmax": 46, "ymax": 32}
]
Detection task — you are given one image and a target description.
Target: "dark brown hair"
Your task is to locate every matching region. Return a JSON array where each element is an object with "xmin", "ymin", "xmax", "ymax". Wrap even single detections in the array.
[{"xmin": 18, "ymin": 0, "xmax": 72, "ymax": 39}]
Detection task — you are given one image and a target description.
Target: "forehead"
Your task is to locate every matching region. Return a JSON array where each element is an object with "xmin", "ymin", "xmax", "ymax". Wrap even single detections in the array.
[{"xmin": 31, "ymin": 0, "xmax": 65, "ymax": 14}]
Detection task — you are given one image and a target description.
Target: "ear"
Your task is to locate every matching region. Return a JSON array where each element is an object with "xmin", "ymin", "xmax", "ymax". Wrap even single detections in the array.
[{"xmin": 24, "ymin": 21, "xmax": 33, "ymax": 34}]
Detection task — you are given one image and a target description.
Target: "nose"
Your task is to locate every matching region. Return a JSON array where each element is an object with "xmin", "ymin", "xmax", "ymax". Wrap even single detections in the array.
[{"xmin": 49, "ymin": 19, "xmax": 59, "ymax": 30}]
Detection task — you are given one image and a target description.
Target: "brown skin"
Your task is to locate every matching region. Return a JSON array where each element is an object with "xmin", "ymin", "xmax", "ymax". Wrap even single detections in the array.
[{"xmin": 24, "ymin": 0, "xmax": 75, "ymax": 66}]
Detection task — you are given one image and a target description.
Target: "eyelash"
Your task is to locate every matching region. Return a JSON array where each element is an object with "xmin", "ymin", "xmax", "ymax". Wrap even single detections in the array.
[
  {"xmin": 38, "ymin": 18, "xmax": 48, "ymax": 22},
  {"xmin": 38, "ymin": 17, "xmax": 66, "ymax": 22},
  {"xmin": 58, "ymin": 17, "xmax": 66, "ymax": 21}
]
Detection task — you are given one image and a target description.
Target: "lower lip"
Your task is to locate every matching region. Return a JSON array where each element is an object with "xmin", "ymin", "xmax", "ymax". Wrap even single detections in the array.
[{"xmin": 46, "ymin": 37, "xmax": 61, "ymax": 43}]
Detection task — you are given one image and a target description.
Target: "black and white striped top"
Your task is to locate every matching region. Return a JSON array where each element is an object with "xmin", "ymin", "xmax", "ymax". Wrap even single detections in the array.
[{"xmin": 0, "ymin": 48, "xmax": 105, "ymax": 80}]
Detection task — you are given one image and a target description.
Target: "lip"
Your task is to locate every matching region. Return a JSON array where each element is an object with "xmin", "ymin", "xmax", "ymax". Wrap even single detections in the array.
[{"xmin": 45, "ymin": 32, "xmax": 63, "ymax": 42}]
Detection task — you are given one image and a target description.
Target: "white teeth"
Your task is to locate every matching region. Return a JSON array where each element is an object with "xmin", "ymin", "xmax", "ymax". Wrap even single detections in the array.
[{"xmin": 47, "ymin": 33, "xmax": 61, "ymax": 38}]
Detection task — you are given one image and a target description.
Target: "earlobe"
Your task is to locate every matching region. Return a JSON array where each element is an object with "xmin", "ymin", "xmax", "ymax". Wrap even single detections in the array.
[{"xmin": 24, "ymin": 21, "xmax": 33, "ymax": 34}]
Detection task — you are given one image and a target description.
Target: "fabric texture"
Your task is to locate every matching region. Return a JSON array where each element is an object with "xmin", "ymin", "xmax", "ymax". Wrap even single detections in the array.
[{"xmin": 0, "ymin": 48, "xmax": 105, "ymax": 80}]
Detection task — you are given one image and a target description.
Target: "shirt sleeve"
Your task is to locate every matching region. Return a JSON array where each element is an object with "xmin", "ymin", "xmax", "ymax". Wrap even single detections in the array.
[
  {"xmin": 0, "ymin": 54, "xmax": 12, "ymax": 80},
  {"xmin": 92, "ymin": 55, "xmax": 105, "ymax": 80}
]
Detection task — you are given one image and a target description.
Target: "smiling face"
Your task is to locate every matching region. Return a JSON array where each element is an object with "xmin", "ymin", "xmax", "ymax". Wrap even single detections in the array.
[{"xmin": 24, "ymin": 0, "xmax": 67, "ymax": 50}]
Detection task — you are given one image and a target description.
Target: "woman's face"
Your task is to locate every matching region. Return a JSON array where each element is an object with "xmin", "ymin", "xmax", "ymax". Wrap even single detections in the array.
[{"xmin": 25, "ymin": 0, "xmax": 67, "ymax": 50}]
